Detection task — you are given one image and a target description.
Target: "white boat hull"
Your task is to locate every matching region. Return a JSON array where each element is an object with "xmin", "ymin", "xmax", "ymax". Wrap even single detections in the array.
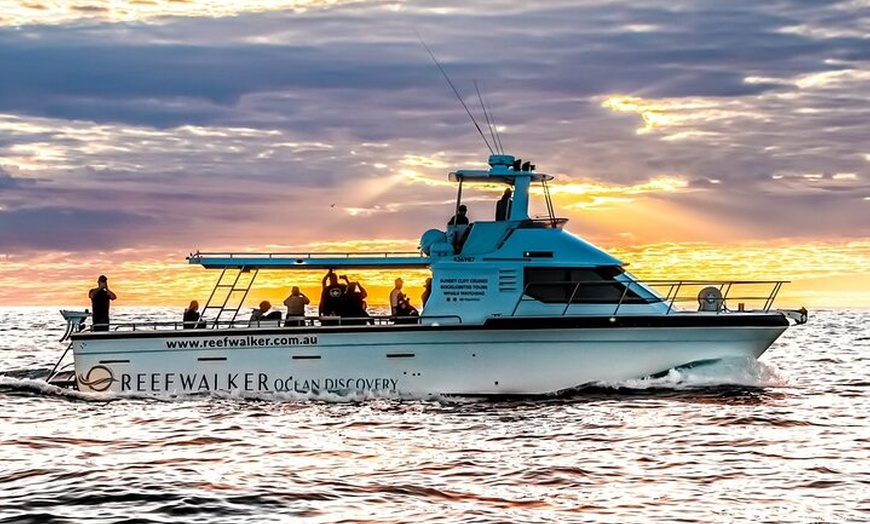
[{"xmin": 71, "ymin": 316, "xmax": 788, "ymax": 396}]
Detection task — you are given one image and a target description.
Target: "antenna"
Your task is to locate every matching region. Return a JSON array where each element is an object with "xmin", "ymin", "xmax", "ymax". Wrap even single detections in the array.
[
  {"xmin": 416, "ymin": 31, "xmax": 494, "ymax": 154},
  {"xmin": 474, "ymin": 80, "xmax": 503, "ymax": 155},
  {"xmin": 489, "ymin": 103, "xmax": 505, "ymax": 155}
]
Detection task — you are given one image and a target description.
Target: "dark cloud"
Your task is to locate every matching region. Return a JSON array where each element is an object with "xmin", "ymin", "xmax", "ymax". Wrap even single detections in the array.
[
  {"xmin": 0, "ymin": 1, "xmax": 851, "ymax": 127},
  {"xmin": 0, "ymin": 166, "xmax": 36, "ymax": 191},
  {"xmin": 0, "ymin": 206, "xmax": 159, "ymax": 251},
  {"xmin": 0, "ymin": 167, "xmax": 19, "ymax": 190}
]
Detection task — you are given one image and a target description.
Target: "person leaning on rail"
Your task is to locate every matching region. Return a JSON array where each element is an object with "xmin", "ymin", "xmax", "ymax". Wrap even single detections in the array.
[
  {"xmin": 183, "ymin": 300, "xmax": 207, "ymax": 329},
  {"xmin": 250, "ymin": 300, "xmax": 282, "ymax": 325}
]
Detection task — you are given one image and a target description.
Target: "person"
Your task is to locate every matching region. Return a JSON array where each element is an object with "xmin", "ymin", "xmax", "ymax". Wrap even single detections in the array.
[
  {"xmin": 183, "ymin": 300, "xmax": 207, "ymax": 329},
  {"xmin": 319, "ymin": 269, "xmax": 347, "ymax": 317},
  {"xmin": 422, "ymin": 277, "xmax": 432, "ymax": 308},
  {"xmin": 447, "ymin": 204, "xmax": 470, "ymax": 226},
  {"xmin": 390, "ymin": 277, "xmax": 419, "ymax": 324},
  {"xmin": 495, "ymin": 188, "xmax": 512, "ymax": 221},
  {"xmin": 395, "ymin": 293, "xmax": 419, "ymax": 324},
  {"xmin": 250, "ymin": 300, "xmax": 282, "ymax": 324},
  {"xmin": 283, "ymin": 286, "xmax": 310, "ymax": 327},
  {"xmin": 88, "ymin": 275, "xmax": 117, "ymax": 332},
  {"xmin": 341, "ymin": 275, "xmax": 370, "ymax": 325},
  {"xmin": 389, "ymin": 277, "xmax": 405, "ymax": 317}
]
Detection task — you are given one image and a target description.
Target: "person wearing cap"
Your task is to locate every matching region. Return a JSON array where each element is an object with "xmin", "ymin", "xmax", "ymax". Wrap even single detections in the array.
[
  {"xmin": 447, "ymin": 204, "xmax": 470, "ymax": 226},
  {"xmin": 88, "ymin": 275, "xmax": 117, "ymax": 332}
]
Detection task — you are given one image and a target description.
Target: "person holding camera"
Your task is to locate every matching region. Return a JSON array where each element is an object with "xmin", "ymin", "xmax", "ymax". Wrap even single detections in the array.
[{"xmin": 88, "ymin": 275, "xmax": 117, "ymax": 332}]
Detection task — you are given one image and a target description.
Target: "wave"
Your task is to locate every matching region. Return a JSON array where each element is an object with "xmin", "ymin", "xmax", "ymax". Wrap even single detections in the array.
[{"xmin": 593, "ymin": 355, "xmax": 786, "ymax": 390}]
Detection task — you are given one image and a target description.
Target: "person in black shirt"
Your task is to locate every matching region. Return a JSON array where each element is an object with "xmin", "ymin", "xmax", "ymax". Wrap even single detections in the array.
[
  {"xmin": 183, "ymin": 300, "xmax": 206, "ymax": 329},
  {"xmin": 319, "ymin": 270, "xmax": 347, "ymax": 323},
  {"xmin": 422, "ymin": 277, "xmax": 432, "ymax": 308},
  {"xmin": 88, "ymin": 275, "xmax": 117, "ymax": 332},
  {"xmin": 447, "ymin": 204, "xmax": 470, "ymax": 226},
  {"xmin": 341, "ymin": 276, "xmax": 370, "ymax": 325},
  {"xmin": 495, "ymin": 188, "xmax": 512, "ymax": 220}
]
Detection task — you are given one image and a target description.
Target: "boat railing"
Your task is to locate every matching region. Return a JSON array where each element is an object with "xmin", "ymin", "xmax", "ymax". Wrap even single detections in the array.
[
  {"xmin": 510, "ymin": 279, "xmax": 790, "ymax": 317},
  {"xmin": 71, "ymin": 314, "xmax": 462, "ymax": 334},
  {"xmin": 189, "ymin": 250, "xmax": 426, "ymax": 262}
]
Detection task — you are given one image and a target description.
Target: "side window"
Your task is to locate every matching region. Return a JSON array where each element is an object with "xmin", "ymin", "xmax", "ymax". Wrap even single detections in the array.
[{"xmin": 524, "ymin": 267, "xmax": 645, "ymax": 304}]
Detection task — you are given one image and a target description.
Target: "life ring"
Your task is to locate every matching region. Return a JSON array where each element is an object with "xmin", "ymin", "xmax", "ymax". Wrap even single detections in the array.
[{"xmin": 697, "ymin": 286, "xmax": 723, "ymax": 312}]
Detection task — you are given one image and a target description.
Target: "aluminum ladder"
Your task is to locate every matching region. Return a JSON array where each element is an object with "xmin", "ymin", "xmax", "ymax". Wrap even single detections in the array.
[{"xmin": 201, "ymin": 266, "xmax": 259, "ymax": 327}]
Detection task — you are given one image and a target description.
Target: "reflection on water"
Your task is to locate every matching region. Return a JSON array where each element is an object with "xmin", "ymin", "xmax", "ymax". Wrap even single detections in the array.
[{"xmin": 0, "ymin": 308, "xmax": 868, "ymax": 523}]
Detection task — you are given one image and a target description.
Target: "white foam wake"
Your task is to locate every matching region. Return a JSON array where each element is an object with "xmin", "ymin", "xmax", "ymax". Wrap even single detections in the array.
[{"xmin": 592, "ymin": 356, "xmax": 787, "ymax": 390}]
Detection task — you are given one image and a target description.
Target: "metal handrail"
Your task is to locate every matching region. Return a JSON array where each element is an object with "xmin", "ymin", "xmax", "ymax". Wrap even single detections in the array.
[
  {"xmin": 189, "ymin": 250, "xmax": 425, "ymax": 260},
  {"xmin": 511, "ymin": 279, "xmax": 790, "ymax": 317},
  {"xmin": 72, "ymin": 314, "xmax": 462, "ymax": 334}
]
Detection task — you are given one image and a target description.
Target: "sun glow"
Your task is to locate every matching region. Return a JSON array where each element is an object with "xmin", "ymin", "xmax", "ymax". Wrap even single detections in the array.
[{"xmin": 601, "ymin": 95, "xmax": 758, "ymax": 135}]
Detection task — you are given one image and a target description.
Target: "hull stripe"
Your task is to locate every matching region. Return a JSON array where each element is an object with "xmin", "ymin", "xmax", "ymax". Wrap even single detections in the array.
[{"xmin": 72, "ymin": 314, "xmax": 789, "ymax": 341}]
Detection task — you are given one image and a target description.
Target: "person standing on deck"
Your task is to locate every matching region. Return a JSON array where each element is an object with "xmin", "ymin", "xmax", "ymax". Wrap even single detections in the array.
[
  {"xmin": 319, "ymin": 269, "xmax": 347, "ymax": 317},
  {"xmin": 495, "ymin": 188, "xmax": 512, "ymax": 221},
  {"xmin": 88, "ymin": 275, "xmax": 117, "ymax": 332},
  {"xmin": 422, "ymin": 277, "xmax": 432, "ymax": 308},
  {"xmin": 447, "ymin": 204, "xmax": 470, "ymax": 226},
  {"xmin": 389, "ymin": 278, "xmax": 405, "ymax": 317},
  {"xmin": 283, "ymin": 286, "xmax": 310, "ymax": 327}
]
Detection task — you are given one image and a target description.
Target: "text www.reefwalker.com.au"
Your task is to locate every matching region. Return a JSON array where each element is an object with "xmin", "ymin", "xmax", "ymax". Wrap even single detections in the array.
[{"xmin": 164, "ymin": 334, "xmax": 318, "ymax": 349}]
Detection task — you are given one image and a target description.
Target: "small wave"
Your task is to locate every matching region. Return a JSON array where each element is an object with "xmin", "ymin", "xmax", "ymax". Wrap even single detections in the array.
[
  {"xmin": 0, "ymin": 375, "xmax": 114, "ymax": 402},
  {"xmin": 0, "ymin": 513, "xmax": 76, "ymax": 524},
  {"xmin": 704, "ymin": 414, "xmax": 816, "ymax": 427},
  {"xmin": 591, "ymin": 356, "xmax": 785, "ymax": 391}
]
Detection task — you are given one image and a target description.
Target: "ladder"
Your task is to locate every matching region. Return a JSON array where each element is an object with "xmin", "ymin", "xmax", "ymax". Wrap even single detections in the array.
[{"xmin": 200, "ymin": 266, "xmax": 259, "ymax": 327}]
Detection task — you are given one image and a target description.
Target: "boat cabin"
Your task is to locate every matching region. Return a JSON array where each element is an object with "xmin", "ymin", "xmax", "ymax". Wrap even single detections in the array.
[{"xmin": 187, "ymin": 154, "xmax": 734, "ymax": 327}]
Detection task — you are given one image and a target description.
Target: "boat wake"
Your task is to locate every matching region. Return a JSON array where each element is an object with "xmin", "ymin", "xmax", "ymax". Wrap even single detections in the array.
[
  {"xmin": 0, "ymin": 373, "xmax": 113, "ymax": 402},
  {"xmin": 587, "ymin": 356, "xmax": 786, "ymax": 391}
]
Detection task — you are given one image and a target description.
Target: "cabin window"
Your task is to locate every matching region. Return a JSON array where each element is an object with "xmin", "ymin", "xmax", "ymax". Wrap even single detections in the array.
[{"xmin": 523, "ymin": 266, "xmax": 646, "ymax": 304}]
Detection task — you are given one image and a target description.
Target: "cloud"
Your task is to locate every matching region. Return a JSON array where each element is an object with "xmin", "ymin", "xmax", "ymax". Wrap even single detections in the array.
[
  {"xmin": 0, "ymin": 166, "xmax": 23, "ymax": 190},
  {"xmin": 0, "ymin": 206, "xmax": 161, "ymax": 251},
  {"xmin": 0, "ymin": 0, "xmax": 365, "ymax": 26},
  {"xmin": 0, "ymin": 165, "xmax": 41, "ymax": 196},
  {"xmin": 0, "ymin": 0, "xmax": 867, "ymax": 263}
]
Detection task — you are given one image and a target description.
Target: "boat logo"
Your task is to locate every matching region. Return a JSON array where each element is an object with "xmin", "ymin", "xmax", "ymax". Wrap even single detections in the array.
[{"xmin": 78, "ymin": 365, "xmax": 115, "ymax": 392}]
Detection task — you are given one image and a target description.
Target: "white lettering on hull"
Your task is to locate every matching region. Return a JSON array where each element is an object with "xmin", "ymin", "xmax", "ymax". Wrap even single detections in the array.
[
  {"xmin": 439, "ymin": 277, "xmax": 489, "ymax": 302},
  {"xmin": 118, "ymin": 371, "xmax": 398, "ymax": 394}
]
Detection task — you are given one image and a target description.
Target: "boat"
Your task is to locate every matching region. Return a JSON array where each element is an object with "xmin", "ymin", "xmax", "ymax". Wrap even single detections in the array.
[{"xmin": 47, "ymin": 153, "xmax": 808, "ymax": 396}]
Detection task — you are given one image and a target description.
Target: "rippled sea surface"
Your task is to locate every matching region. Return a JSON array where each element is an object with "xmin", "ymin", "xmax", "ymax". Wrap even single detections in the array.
[{"xmin": 1, "ymin": 307, "xmax": 868, "ymax": 523}]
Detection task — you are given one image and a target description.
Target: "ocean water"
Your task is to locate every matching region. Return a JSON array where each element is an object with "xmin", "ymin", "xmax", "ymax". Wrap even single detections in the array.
[{"xmin": 0, "ymin": 307, "xmax": 868, "ymax": 524}]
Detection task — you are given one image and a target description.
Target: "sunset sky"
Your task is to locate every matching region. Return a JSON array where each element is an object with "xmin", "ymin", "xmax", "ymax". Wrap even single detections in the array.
[{"xmin": 0, "ymin": 0, "xmax": 868, "ymax": 309}]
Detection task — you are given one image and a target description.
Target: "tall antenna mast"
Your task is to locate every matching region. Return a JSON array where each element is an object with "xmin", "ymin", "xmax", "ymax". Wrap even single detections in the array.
[
  {"xmin": 416, "ymin": 32, "xmax": 494, "ymax": 155},
  {"xmin": 474, "ymin": 80, "xmax": 504, "ymax": 155}
]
